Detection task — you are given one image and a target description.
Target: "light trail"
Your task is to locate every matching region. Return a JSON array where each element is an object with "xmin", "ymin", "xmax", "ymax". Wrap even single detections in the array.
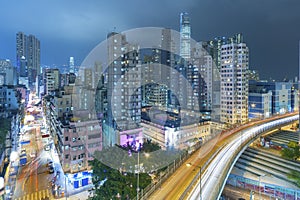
[{"xmin": 188, "ymin": 115, "xmax": 298, "ymax": 200}]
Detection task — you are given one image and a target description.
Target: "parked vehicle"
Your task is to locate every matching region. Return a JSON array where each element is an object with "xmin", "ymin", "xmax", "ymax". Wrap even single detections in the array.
[
  {"xmin": 20, "ymin": 155, "xmax": 27, "ymax": 166},
  {"xmin": 48, "ymin": 165, "xmax": 54, "ymax": 173}
]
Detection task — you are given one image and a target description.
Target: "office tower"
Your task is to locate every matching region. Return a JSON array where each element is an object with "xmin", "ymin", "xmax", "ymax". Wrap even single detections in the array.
[
  {"xmin": 16, "ymin": 32, "xmax": 27, "ymax": 77},
  {"xmin": 16, "ymin": 32, "xmax": 40, "ymax": 85},
  {"xmin": 180, "ymin": 12, "xmax": 191, "ymax": 61},
  {"xmin": 220, "ymin": 36, "xmax": 249, "ymax": 124},
  {"xmin": 27, "ymin": 35, "xmax": 40, "ymax": 84},
  {"xmin": 69, "ymin": 57, "xmax": 75, "ymax": 73}
]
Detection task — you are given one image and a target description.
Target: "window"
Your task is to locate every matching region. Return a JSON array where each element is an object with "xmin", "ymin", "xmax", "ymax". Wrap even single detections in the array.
[
  {"xmin": 65, "ymin": 154, "xmax": 69, "ymax": 159},
  {"xmin": 65, "ymin": 136, "xmax": 68, "ymax": 141},
  {"xmin": 73, "ymin": 156, "xmax": 76, "ymax": 160},
  {"xmin": 88, "ymin": 134, "xmax": 101, "ymax": 139}
]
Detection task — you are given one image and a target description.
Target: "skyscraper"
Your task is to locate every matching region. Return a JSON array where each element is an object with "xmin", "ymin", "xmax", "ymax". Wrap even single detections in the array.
[
  {"xmin": 16, "ymin": 32, "xmax": 40, "ymax": 86},
  {"xmin": 180, "ymin": 12, "xmax": 191, "ymax": 61},
  {"xmin": 220, "ymin": 34, "xmax": 249, "ymax": 124},
  {"xmin": 44, "ymin": 68, "xmax": 60, "ymax": 95},
  {"xmin": 16, "ymin": 32, "xmax": 27, "ymax": 77},
  {"xmin": 69, "ymin": 56, "xmax": 75, "ymax": 73},
  {"xmin": 102, "ymin": 32, "xmax": 142, "ymax": 148}
]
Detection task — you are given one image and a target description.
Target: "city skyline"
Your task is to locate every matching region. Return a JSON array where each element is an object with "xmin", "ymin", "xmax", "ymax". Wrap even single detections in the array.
[{"xmin": 0, "ymin": 0, "xmax": 299, "ymax": 81}]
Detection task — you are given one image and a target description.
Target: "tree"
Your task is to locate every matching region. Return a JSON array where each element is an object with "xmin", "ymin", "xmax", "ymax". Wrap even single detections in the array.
[
  {"xmin": 281, "ymin": 148, "xmax": 296, "ymax": 160},
  {"xmin": 288, "ymin": 170, "xmax": 300, "ymax": 187},
  {"xmin": 89, "ymin": 159, "xmax": 151, "ymax": 200},
  {"xmin": 288, "ymin": 141, "xmax": 298, "ymax": 149},
  {"xmin": 281, "ymin": 141, "xmax": 300, "ymax": 160}
]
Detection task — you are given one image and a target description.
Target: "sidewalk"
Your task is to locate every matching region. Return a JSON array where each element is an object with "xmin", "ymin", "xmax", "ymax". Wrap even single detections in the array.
[{"xmin": 56, "ymin": 190, "xmax": 90, "ymax": 200}]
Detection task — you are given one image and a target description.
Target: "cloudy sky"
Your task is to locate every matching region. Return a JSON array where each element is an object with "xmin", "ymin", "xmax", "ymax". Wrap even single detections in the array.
[{"xmin": 0, "ymin": 0, "xmax": 299, "ymax": 80}]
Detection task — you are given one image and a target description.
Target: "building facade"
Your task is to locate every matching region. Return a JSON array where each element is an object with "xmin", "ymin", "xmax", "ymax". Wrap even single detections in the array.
[
  {"xmin": 44, "ymin": 68, "xmax": 60, "ymax": 95},
  {"xmin": 44, "ymin": 88, "xmax": 102, "ymax": 173},
  {"xmin": 16, "ymin": 32, "xmax": 40, "ymax": 86},
  {"xmin": 0, "ymin": 59, "xmax": 17, "ymax": 86},
  {"xmin": 249, "ymin": 81, "xmax": 293, "ymax": 115},
  {"xmin": 220, "ymin": 37, "xmax": 249, "ymax": 124},
  {"xmin": 180, "ymin": 12, "xmax": 191, "ymax": 61},
  {"xmin": 100, "ymin": 32, "xmax": 142, "ymax": 148},
  {"xmin": 248, "ymin": 91, "xmax": 272, "ymax": 119}
]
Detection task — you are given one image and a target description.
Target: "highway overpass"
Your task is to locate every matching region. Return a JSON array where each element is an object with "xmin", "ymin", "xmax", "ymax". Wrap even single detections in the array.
[
  {"xmin": 186, "ymin": 114, "xmax": 299, "ymax": 200},
  {"xmin": 147, "ymin": 113, "xmax": 299, "ymax": 200}
]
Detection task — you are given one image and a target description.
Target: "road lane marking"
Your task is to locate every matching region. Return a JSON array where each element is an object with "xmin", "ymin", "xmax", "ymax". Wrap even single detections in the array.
[
  {"xmin": 39, "ymin": 190, "xmax": 43, "ymax": 198},
  {"xmin": 35, "ymin": 162, "xmax": 38, "ymax": 191},
  {"xmin": 46, "ymin": 189, "xmax": 50, "ymax": 197}
]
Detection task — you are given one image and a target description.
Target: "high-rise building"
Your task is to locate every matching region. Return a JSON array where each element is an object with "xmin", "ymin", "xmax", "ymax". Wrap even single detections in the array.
[
  {"xmin": 0, "ymin": 59, "xmax": 17, "ymax": 86},
  {"xmin": 16, "ymin": 32, "xmax": 40, "ymax": 86},
  {"xmin": 180, "ymin": 12, "xmax": 191, "ymax": 61},
  {"xmin": 102, "ymin": 32, "xmax": 142, "ymax": 148},
  {"xmin": 69, "ymin": 57, "xmax": 75, "ymax": 73},
  {"xmin": 16, "ymin": 32, "xmax": 27, "ymax": 77},
  {"xmin": 220, "ymin": 35, "xmax": 249, "ymax": 124},
  {"xmin": 44, "ymin": 68, "xmax": 60, "ymax": 95}
]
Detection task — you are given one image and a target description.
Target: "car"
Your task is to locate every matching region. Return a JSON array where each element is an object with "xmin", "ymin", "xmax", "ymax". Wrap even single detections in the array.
[
  {"xmin": 44, "ymin": 145, "xmax": 50, "ymax": 151},
  {"xmin": 30, "ymin": 151, "xmax": 36, "ymax": 158},
  {"xmin": 47, "ymin": 160, "xmax": 53, "ymax": 167},
  {"xmin": 21, "ymin": 149, "xmax": 26, "ymax": 154},
  {"xmin": 48, "ymin": 165, "xmax": 54, "ymax": 173}
]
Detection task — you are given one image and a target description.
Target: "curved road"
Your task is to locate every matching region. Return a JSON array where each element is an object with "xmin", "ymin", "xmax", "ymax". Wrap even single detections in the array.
[
  {"xmin": 148, "ymin": 113, "xmax": 298, "ymax": 200},
  {"xmin": 188, "ymin": 114, "xmax": 298, "ymax": 200}
]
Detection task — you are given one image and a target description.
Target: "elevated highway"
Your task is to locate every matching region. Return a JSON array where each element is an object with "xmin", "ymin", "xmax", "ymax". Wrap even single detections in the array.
[{"xmin": 148, "ymin": 113, "xmax": 299, "ymax": 200}]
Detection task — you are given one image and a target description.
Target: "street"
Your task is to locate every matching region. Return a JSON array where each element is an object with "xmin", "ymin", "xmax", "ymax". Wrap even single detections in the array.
[{"xmin": 12, "ymin": 94, "xmax": 55, "ymax": 200}]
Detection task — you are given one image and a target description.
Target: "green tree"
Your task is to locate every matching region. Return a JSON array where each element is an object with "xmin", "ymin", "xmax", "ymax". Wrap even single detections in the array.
[
  {"xmin": 281, "ymin": 148, "xmax": 296, "ymax": 160},
  {"xmin": 288, "ymin": 170, "xmax": 300, "ymax": 187},
  {"xmin": 89, "ymin": 159, "xmax": 151, "ymax": 200},
  {"xmin": 288, "ymin": 141, "xmax": 298, "ymax": 148},
  {"xmin": 0, "ymin": 118, "xmax": 11, "ymax": 148}
]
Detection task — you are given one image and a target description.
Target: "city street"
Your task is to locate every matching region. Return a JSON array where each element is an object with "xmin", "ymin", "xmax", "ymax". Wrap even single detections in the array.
[{"xmin": 12, "ymin": 95, "xmax": 55, "ymax": 200}]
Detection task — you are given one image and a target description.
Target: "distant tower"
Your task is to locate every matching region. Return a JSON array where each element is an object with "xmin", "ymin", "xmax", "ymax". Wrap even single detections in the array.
[
  {"xmin": 16, "ymin": 32, "xmax": 27, "ymax": 77},
  {"xmin": 16, "ymin": 32, "xmax": 40, "ymax": 86},
  {"xmin": 69, "ymin": 57, "xmax": 75, "ymax": 73},
  {"xmin": 180, "ymin": 12, "xmax": 191, "ymax": 61},
  {"xmin": 27, "ymin": 34, "xmax": 40, "ymax": 84}
]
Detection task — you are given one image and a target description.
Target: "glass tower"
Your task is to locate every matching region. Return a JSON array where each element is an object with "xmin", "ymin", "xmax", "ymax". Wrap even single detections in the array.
[{"xmin": 180, "ymin": 12, "xmax": 191, "ymax": 61}]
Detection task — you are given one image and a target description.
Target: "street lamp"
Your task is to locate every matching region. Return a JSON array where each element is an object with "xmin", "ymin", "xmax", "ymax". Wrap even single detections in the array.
[
  {"xmin": 186, "ymin": 163, "xmax": 202, "ymax": 200},
  {"xmin": 137, "ymin": 151, "xmax": 140, "ymax": 200}
]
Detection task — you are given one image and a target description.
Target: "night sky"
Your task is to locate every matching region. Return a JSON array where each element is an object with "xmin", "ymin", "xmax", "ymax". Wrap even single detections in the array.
[{"xmin": 0, "ymin": 0, "xmax": 300, "ymax": 81}]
